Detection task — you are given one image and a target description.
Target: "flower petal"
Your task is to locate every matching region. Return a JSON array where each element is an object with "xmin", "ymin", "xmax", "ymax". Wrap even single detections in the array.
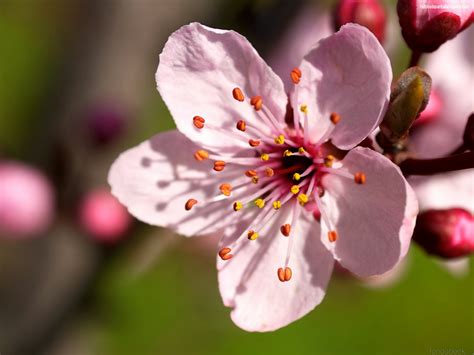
[
  {"xmin": 322, "ymin": 147, "xmax": 418, "ymax": 277},
  {"xmin": 217, "ymin": 207, "xmax": 334, "ymax": 332},
  {"xmin": 108, "ymin": 130, "xmax": 241, "ymax": 237},
  {"xmin": 156, "ymin": 22, "xmax": 287, "ymax": 153},
  {"xmin": 292, "ymin": 24, "xmax": 391, "ymax": 149}
]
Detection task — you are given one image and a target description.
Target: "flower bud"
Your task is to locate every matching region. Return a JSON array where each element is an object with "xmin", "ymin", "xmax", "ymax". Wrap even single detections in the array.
[
  {"xmin": 463, "ymin": 113, "xmax": 474, "ymax": 150},
  {"xmin": 334, "ymin": 0, "xmax": 386, "ymax": 42},
  {"xmin": 0, "ymin": 161, "xmax": 55, "ymax": 238},
  {"xmin": 85, "ymin": 103, "xmax": 126, "ymax": 146},
  {"xmin": 413, "ymin": 208, "xmax": 474, "ymax": 259},
  {"xmin": 397, "ymin": 0, "xmax": 473, "ymax": 52},
  {"xmin": 79, "ymin": 188, "xmax": 132, "ymax": 243}
]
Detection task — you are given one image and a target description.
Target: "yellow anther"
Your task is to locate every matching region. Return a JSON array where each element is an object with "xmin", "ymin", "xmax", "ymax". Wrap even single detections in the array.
[
  {"xmin": 247, "ymin": 230, "xmax": 259, "ymax": 240},
  {"xmin": 251, "ymin": 176, "xmax": 259, "ymax": 184},
  {"xmin": 261, "ymin": 153, "xmax": 270, "ymax": 161},
  {"xmin": 273, "ymin": 200, "xmax": 282, "ymax": 210},
  {"xmin": 283, "ymin": 149, "xmax": 292, "ymax": 157},
  {"xmin": 293, "ymin": 173, "xmax": 301, "ymax": 181},
  {"xmin": 324, "ymin": 155, "xmax": 335, "ymax": 167},
  {"xmin": 297, "ymin": 193, "xmax": 308, "ymax": 206},
  {"xmin": 298, "ymin": 147, "xmax": 306, "ymax": 154},
  {"xmin": 290, "ymin": 185, "xmax": 300, "ymax": 194},
  {"xmin": 274, "ymin": 134, "xmax": 285, "ymax": 145},
  {"xmin": 233, "ymin": 201, "xmax": 243, "ymax": 211},
  {"xmin": 300, "ymin": 104, "xmax": 308, "ymax": 114},
  {"xmin": 255, "ymin": 198, "xmax": 265, "ymax": 208}
]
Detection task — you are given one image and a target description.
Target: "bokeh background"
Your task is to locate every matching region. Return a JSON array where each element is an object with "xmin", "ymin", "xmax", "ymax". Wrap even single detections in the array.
[{"xmin": 0, "ymin": 0, "xmax": 472, "ymax": 354}]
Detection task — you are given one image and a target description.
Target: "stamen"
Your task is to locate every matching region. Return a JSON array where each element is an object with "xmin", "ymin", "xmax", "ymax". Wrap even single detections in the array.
[
  {"xmin": 290, "ymin": 67, "xmax": 302, "ymax": 84},
  {"xmin": 251, "ymin": 176, "xmax": 259, "ymax": 184},
  {"xmin": 213, "ymin": 161, "xmax": 226, "ymax": 172},
  {"xmin": 283, "ymin": 150, "xmax": 292, "ymax": 157},
  {"xmin": 297, "ymin": 193, "xmax": 308, "ymax": 206},
  {"xmin": 265, "ymin": 168, "xmax": 274, "ymax": 177},
  {"xmin": 298, "ymin": 147, "xmax": 306, "ymax": 154},
  {"xmin": 293, "ymin": 173, "xmax": 301, "ymax": 181},
  {"xmin": 354, "ymin": 172, "xmax": 366, "ymax": 184},
  {"xmin": 273, "ymin": 200, "xmax": 281, "ymax": 210},
  {"xmin": 248, "ymin": 139, "xmax": 261, "ymax": 147},
  {"xmin": 233, "ymin": 201, "xmax": 243, "ymax": 211},
  {"xmin": 290, "ymin": 185, "xmax": 300, "ymax": 194},
  {"xmin": 274, "ymin": 135, "xmax": 285, "ymax": 145},
  {"xmin": 280, "ymin": 223, "xmax": 291, "ymax": 237},
  {"xmin": 324, "ymin": 155, "xmax": 335, "ymax": 167},
  {"xmin": 185, "ymin": 198, "xmax": 198, "ymax": 211},
  {"xmin": 193, "ymin": 116, "xmax": 205, "ymax": 129},
  {"xmin": 219, "ymin": 247, "xmax": 233, "ymax": 260},
  {"xmin": 194, "ymin": 150, "xmax": 209, "ymax": 161},
  {"xmin": 232, "ymin": 87, "xmax": 245, "ymax": 102},
  {"xmin": 219, "ymin": 183, "xmax": 232, "ymax": 196},
  {"xmin": 300, "ymin": 104, "xmax": 308, "ymax": 114},
  {"xmin": 277, "ymin": 267, "xmax": 292, "ymax": 282},
  {"xmin": 245, "ymin": 169, "xmax": 257, "ymax": 177},
  {"xmin": 254, "ymin": 198, "xmax": 265, "ymax": 209},
  {"xmin": 247, "ymin": 230, "xmax": 259, "ymax": 240},
  {"xmin": 260, "ymin": 153, "xmax": 269, "ymax": 161},
  {"xmin": 330, "ymin": 112, "xmax": 341, "ymax": 125},
  {"xmin": 300, "ymin": 105, "xmax": 310, "ymax": 145},
  {"xmin": 328, "ymin": 230, "xmax": 338, "ymax": 242},
  {"xmin": 236, "ymin": 120, "xmax": 246, "ymax": 131},
  {"xmin": 250, "ymin": 95, "xmax": 263, "ymax": 111}
]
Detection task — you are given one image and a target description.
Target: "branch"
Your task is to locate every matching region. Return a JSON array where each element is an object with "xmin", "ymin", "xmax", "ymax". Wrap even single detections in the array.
[{"xmin": 400, "ymin": 151, "xmax": 474, "ymax": 176}]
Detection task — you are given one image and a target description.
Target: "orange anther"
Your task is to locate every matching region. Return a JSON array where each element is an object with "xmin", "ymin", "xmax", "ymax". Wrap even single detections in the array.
[
  {"xmin": 248, "ymin": 139, "xmax": 261, "ymax": 147},
  {"xmin": 193, "ymin": 115, "xmax": 205, "ymax": 129},
  {"xmin": 232, "ymin": 87, "xmax": 245, "ymax": 102},
  {"xmin": 328, "ymin": 230, "xmax": 338, "ymax": 242},
  {"xmin": 250, "ymin": 95, "xmax": 263, "ymax": 111},
  {"xmin": 284, "ymin": 267, "xmax": 292, "ymax": 281},
  {"xmin": 280, "ymin": 224, "xmax": 291, "ymax": 237},
  {"xmin": 236, "ymin": 120, "xmax": 246, "ymax": 131},
  {"xmin": 290, "ymin": 67, "xmax": 302, "ymax": 84},
  {"xmin": 265, "ymin": 167, "xmax": 274, "ymax": 177},
  {"xmin": 330, "ymin": 112, "xmax": 341, "ymax": 125},
  {"xmin": 245, "ymin": 169, "xmax": 257, "ymax": 177},
  {"xmin": 219, "ymin": 247, "xmax": 233, "ymax": 260},
  {"xmin": 354, "ymin": 172, "xmax": 366, "ymax": 184},
  {"xmin": 185, "ymin": 198, "xmax": 198, "ymax": 211},
  {"xmin": 219, "ymin": 183, "xmax": 232, "ymax": 196},
  {"xmin": 194, "ymin": 149, "xmax": 209, "ymax": 161},
  {"xmin": 213, "ymin": 161, "xmax": 226, "ymax": 172},
  {"xmin": 277, "ymin": 267, "xmax": 286, "ymax": 282}
]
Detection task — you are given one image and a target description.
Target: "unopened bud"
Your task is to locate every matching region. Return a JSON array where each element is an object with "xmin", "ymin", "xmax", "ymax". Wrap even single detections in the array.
[
  {"xmin": 334, "ymin": 0, "xmax": 386, "ymax": 42},
  {"xmin": 397, "ymin": 0, "xmax": 474, "ymax": 53},
  {"xmin": 413, "ymin": 208, "xmax": 474, "ymax": 259}
]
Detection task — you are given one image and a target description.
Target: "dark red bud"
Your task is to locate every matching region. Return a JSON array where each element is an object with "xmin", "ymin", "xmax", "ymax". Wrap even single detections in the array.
[
  {"xmin": 86, "ymin": 103, "xmax": 127, "ymax": 146},
  {"xmin": 414, "ymin": 208, "xmax": 474, "ymax": 259},
  {"xmin": 397, "ymin": 0, "xmax": 473, "ymax": 53},
  {"xmin": 334, "ymin": 0, "xmax": 386, "ymax": 42}
]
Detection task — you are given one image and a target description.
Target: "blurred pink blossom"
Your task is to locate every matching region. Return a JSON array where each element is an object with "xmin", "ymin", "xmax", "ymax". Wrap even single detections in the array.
[
  {"xmin": 79, "ymin": 188, "xmax": 132, "ymax": 243},
  {"xmin": 0, "ymin": 160, "xmax": 54, "ymax": 238},
  {"xmin": 109, "ymin": 23, "xmax": 417, "ymax": 331}
]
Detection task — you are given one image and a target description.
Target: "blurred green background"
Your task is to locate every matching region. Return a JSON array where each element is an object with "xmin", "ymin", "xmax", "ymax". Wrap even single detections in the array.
[{"xmin": 0, "ymin": 1, "xmax": 472, "ymax": 354}]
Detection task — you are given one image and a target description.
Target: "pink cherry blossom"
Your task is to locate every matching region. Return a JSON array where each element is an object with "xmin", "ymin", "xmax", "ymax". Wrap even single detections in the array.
[{"xmin": 109, "ymin": 22, "xmax": 418, "ymax": 331}]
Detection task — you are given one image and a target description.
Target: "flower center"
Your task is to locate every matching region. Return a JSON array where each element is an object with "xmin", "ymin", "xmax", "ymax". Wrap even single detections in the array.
[{"xmin": 185, "ymin": 68, "xmax": 366, "ymax": 282}]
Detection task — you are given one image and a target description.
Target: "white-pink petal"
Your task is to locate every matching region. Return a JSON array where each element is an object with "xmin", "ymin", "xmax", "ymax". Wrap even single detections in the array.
[
  {"xmin": 108, "ymin": 131, "xmax": 241, "ymax": 237},
  {"xmin": 322, "ymin": 147, "xmax": 418, "ymax": 277},
  {"xmin": 156, "ymin": 22, "xmax": 288, "ymax": 154},
  {"xmin": 218, "ymin": 208, "xmax": 334, "ymax": 332},
  {"xmin": 293, "ymin": 24, "xmax": 392, "ymax": 149}
]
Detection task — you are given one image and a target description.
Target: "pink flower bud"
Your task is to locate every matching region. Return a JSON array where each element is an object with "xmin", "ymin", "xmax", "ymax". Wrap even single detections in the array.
[
  {"xmin": 414, "ymin": 208, "xmax": 474, "ymax": 258},
  {"xmin": 397, "ymin": 0, "xmax": 473, "ymax": 52},
  {"xmin": 334, "ymin": 0, "xmax": 387, "ymax": 42},
  {"xmin": 79, "ymin": 188, "xmax": 132, "ymax": 243},
  {"xmin": 0, "ymin": 161, "xmax": 54, "ymax": 238}
]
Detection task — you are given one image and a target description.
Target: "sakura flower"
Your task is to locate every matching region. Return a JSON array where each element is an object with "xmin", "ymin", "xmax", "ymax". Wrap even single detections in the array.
[{"xmin": 109, "ymin": 23, "xmax": 418, "ymax": 331}]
